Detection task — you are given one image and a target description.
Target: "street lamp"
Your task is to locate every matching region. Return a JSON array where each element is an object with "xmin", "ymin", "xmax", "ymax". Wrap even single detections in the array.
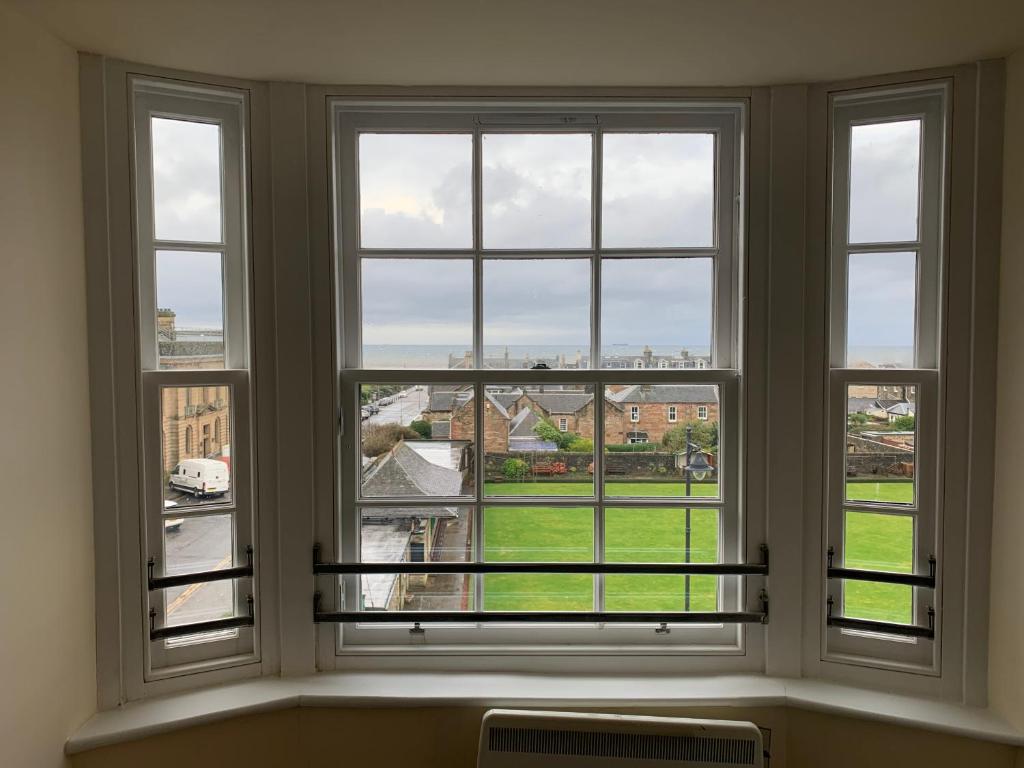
[{"xmin": 682, "ymin": 425, "xmax": 715, "ymax": 611}]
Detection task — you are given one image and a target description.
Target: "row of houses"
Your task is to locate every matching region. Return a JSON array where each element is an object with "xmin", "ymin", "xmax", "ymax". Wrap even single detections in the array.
[{"xmin": 425, "ymin": 383, "xmax": 719, "ymax": 453}]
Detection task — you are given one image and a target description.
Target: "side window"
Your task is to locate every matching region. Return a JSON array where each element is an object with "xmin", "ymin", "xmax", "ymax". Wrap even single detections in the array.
[
  {"xmin": 133, "ymin": 80, "xmax": 257, "ymax": 675},
  {"xmin": 825, "ymin": 86, "xmax": 946, "ymax": 669}
]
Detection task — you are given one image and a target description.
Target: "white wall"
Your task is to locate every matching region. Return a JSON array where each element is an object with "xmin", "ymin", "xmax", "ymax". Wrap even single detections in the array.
[
  {"xmin": 0, "ymin": 3, "xmax": 96, "ymax": 766},
  {"xmin": 991, "ymin": 49, "xmax": 1024, "ymax": 731}
]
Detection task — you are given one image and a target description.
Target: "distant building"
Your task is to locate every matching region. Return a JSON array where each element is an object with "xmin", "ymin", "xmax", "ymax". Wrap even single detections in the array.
[
  {"xmin": 445, "ymin": 344, "xmax": 711, "ymax": 370},
  {"xmin": 158, "ymin": 310, "xmax": 231, "ymax": 475}
]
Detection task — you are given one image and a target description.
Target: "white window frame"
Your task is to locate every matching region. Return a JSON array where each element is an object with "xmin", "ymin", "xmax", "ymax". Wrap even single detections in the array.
[
  {"xmin": 823, "ymin": 85, "xmax": 948, "ymax": 671},
  {"xmin": 634, "ymin": 358, "xmax": 645, "ymax": 369},
  {"xmin": 323, "ymin": 101, "xmax": 749, "ymax": 655},
  {"xmin": 131, "ymin": 80, "xmax": 259, "ymax": 677},
  {"xmin": 558, "ymin": 417, "xmax": 569, "ymax": 432},
  {"xmin": 630, "ymin": 405, "xmax": 641, "ymax": 423},
  {"xmin": 698, "ymin": 405, "xmax": 709, "ymax": 421},
  {"xmin": 668, "ymin": 405, "xmax": 678, "ymax": 422}
]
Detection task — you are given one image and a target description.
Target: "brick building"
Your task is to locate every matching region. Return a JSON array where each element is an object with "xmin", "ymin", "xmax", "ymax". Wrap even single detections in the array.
[
  {"xmin": 426, "ymin": 384, "xmax": 718, "ymax": 453},
  {"xmin": 158, "ymin": 309, "xmax": 232, "ymax": 474}
]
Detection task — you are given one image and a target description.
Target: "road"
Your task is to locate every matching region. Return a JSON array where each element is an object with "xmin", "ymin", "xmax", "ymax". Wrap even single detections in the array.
[
  {"xmin": 161, "ymin": 514, "xmax": 236, "ymax": 630},
  {"xmin": 363, "ymin": 387, "xmax": 429, "ymax": 428}
]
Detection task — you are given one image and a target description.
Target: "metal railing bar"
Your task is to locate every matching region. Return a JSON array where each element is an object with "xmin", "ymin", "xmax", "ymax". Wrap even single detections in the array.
[
  {"xmin": 148, "ymin": 545, "xmax": 253, "ymax": 591},
  {"xmin": 149, "ymin": 595, "xmax": 254, "ymax": 641},
  {"xmin": 826, "ymin": 548, "xmax": 935, "ymax": 588}
]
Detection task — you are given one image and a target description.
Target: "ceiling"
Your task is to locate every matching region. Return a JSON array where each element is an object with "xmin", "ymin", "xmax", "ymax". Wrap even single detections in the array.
[{"xmin": 10, "ymin": 0, "xmax": 1024, "ymax": 87}]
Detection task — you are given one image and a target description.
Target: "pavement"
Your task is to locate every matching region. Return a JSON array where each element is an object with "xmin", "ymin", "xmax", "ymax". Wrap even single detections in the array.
[
  {"xmin": 363, "ymin": 387, "xmax": 429, "ymax": 429},
  {"xmin": 161, "ymin": 513, "xmax": 235, "ymax": 628}
]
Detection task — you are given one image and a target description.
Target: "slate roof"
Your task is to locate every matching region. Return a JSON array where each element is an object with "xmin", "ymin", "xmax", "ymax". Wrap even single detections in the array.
[
  {"xmin": 361, "ymin": 441, "xmax": 466, "ymax": 498},
  {"xmin": 430, "ymin": 420, "xmax": 451, "ymax": 439},
  {"xmin": 428, "ymin": 387, "xmax": 472, "ymax": 412},
  {"xmin": 508, "ymin": 406, "xmax": 541, "ymax": 438},
  {"xmin": 886, "ymin": 402, "xmax": 916, "ymax": 417},
  {"xmin": 526, "ymin": 391, "xmax": 595, "ymax": 414},
  {"xmin": 606, "ymin": 384, "xmax": 718, "ymax": 404}
]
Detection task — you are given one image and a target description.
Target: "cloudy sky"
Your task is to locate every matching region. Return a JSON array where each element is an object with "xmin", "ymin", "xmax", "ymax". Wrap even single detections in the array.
[
  {"xmin": 151, "ymin": 117, "xmax": 224, "ymax": 329},
  {"xmin": 151, "ymin": 119, "xmax": 922, "ymax": 356}
]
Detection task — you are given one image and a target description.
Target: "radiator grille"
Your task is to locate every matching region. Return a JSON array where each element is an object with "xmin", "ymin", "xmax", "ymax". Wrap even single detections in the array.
[{"xmin": 487, "ymin": 725, "xmax": 757, "ymax": 764}]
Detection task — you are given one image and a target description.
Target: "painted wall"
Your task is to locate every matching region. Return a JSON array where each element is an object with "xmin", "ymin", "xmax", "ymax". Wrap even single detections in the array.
[
  {"xmin": 990, "ymin": 48, "xmax": 1024, "ymax": 732},
  {"xmin": 70, "ymin": 706, "xmax": 1022, "ymax": 768},
  {"xmin": 0, "ymin": 3, "xmax": 96, "ymax": 767}
]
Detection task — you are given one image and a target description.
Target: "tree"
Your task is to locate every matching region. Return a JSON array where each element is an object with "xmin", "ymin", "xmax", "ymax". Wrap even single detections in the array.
[
  {"xmin": 533, "ymin": 418, "xmax": 579, "ymax": 450},
  {"xmin": 848, "ymin": 412, "xmax": 869, "ymax": 429},
  {"xmin": 567, "ymin": 437, "xmax": 594, "ymax": 453},
  {"xmin": 662, "ymin": 421, "xmax": 719, "ymax": 454},
  {"xmin": 410, "ymin": 419, "xmax": 433, "ymax": 440},
  {"xmin": 502, "ymin": 457, "xmax": 529, "ymax": 481},
  {"xmin": 362, "ymin": 423, "xmax": 419, "ymax": 457},
  {"xmin": 891, "ymin": 414, "xmax": 916, "ymax": 431}
]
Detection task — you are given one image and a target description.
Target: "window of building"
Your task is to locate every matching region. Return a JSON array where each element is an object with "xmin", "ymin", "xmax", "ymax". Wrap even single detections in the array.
[
  {"xmin": 824, "ymin": 85, "xmax": 947, "ymax": 669},
  {"xmin": 131, "ymin": 80, "xmax": 257, "ymax": 675},
  {"xmin": 668, "ymin": 406, "xmax": 678, "ymax": 422},
  {"xmin": 697, "ymin": 406, "xmax": 708, "ymax": 421},
  {"xmin": 326, "ymin": 102, "xmax": 744, "ymax": 649}
]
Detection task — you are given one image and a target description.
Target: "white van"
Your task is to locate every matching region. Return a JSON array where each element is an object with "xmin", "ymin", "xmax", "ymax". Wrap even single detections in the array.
[{"xmin": 167, "ymin": 458, "xmax": 230, "ymax": 498}]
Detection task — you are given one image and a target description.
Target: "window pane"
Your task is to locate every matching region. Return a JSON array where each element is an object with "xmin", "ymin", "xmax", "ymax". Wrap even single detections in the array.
[
  {"xmin": 845, "ymin": 384, "xmax": 916, "ymax": 505},
  {"xmin": 359, "ymin": 506, "xmax": 473, "ymax": 611},
  {"xmin": 361, "ymin": 383, "xmax": 473, "ymax": 498},
  {"xmin": 483, "ymin": 384, "xmax": 595, "ymax": 497},
  {"xmin": 482, "ymin": 133, "xmax": 592, "ymax": 249},
  {"xmin": 358, "ymin": 133, "xmax": 472, "ymax": 249},
  {"xmin": 162, "ymin": 514, "xmax": 235, "ymax": 630},
  {"xmin": 361, "ymin": 258, "xmax": 472, "ymax": 368},
  {"xmin": 483, "ymin": 506, "xmax": 594, "ymax": 611},
  {"xmin": 151, "ymin": 117, "xmax": 222, "ymax": 243},
  {"xmin": 602, "ymin": 132, "xmax": 714, "ymax": 248},
  {"xmin": 156, "ymin": 250, "xmax": 225, "ymax": 369},
  {"xmin": 603, "ymin": 384, "xmax": 720, "ymax": 499},
  {"xmin": 483, "ymin": 258, "xmax": 590, "ymax": 367},
  {"xmin": 848, "ymin": 120, "xmax": 921, "ymax": 244},
  {"xmin": 600, "ymin": 258, "xmax": 712, "ymax": 368},
  {"xmin": 161, "ymin": 385, "xmax": 233, "ymax": 510},
  {"xmin": 843, "ymin": 511, "xmax": 914, "ymax": 624},
  {"xmin": 847, "ymin": 251, "xmax": 916, "ymax": 368},
  {"xmin": 605, "ymin": 507, "xmax": 719, "ymax": 612}
]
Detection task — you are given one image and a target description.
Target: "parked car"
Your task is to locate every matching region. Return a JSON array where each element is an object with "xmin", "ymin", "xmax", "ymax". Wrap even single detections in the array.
[
  {"xmin": 167, "ymin": 458, "xmax": 230, "ymax": 498},
  {"xmin": 361, "ymin": 407, "xmax": 370, "ymax": 421}
]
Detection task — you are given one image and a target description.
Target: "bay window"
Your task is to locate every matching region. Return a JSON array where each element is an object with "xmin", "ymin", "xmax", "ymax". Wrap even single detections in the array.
[{"xmin": 81, "ymin": 55, "xmax": 1000, "ymax": 708}]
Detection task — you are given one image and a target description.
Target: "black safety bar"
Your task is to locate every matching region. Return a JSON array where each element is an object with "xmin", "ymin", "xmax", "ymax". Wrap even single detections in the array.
[
  {"xmin": 314, "ymin": 590, "xmax": 770, "ymax": 626},
  {"xmin": 149, "ymin": 594, "xmax": 254, "ymax": 641},
  {"xmin": 312, "ymin": 543, "xmax": 769, "ymax": 577},
  {"xmin": 148, "ymin": 545, "xmax": 254, "ymax": 591},
  {"xmin": 826, "ymin": 596, "xmax": 935, "ymax": 639},
  {"xmin": 826, "ymin": 547, "xmax": 935, "ymax": 589}
]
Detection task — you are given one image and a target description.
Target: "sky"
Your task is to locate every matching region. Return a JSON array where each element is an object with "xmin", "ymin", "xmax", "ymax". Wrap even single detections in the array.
[
  {"xmin": 150, "ymin": 119, "xmax": 922, "ymax": 353},
  {"xmin": 151, "ymin": 117, "xmax": 224, "ymax": 329}
]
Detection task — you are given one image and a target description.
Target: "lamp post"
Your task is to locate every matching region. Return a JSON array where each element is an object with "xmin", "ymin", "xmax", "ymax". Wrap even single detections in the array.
[{"xmin": 682, "ymin": 425, "xmax": 713, "ymax": 611}]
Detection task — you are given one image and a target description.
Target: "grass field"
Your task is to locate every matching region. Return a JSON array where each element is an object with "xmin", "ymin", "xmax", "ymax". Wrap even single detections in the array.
[{"xmin": 481, "ymin": 480, "xmax": 915, "ymax": 622}]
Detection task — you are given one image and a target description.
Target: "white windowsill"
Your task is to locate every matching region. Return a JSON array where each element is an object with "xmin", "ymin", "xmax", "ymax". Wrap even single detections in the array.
[{"xmin": 66, "ymin": 673, "xmax": 1024, "ymax": 755}]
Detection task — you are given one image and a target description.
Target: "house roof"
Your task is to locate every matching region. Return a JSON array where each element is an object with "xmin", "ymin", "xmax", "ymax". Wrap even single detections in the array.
[
  {"xmin": 427, "ymin": 387, "xmax": 472, "ymax": 412},
  {"xmin": 484, "ymin": 391, "xmax": 510, "ymax": 418},
  {"xmin": 886, "ymin": 402, "xmax": 916, "ymax": 416},
  {"xmin": 508, "ymin": 406, "xmax": 541, "ymax": 438},
  {"xmin": 361, "ymin": 441, "xmax": 465, "ymax": 497},
  {"xmin": 606, "ymin": 384, "xmax": 718, "ymax": 404},
  {"xmin": 527, "ymin": 391, "xmax": 594, "ymax": 414},
  {"xmin": 430, "ymin": 420, "xmax": 451, "ymax": 439}
]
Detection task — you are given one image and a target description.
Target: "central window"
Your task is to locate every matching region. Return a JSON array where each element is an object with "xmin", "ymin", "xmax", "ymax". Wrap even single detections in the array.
[{"xmin": 329, "ymin": 102, "xmax": 746, "ymax": 649}]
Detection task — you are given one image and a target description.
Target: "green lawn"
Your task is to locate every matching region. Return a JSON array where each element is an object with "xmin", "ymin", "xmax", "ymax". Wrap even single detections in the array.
[{"xmin": 480, "ymin": 480, "xmax": 915, "ymax": 623}]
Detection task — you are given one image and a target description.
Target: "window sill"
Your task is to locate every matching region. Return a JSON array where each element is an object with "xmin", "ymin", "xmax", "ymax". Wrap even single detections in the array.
[{"xmin": 65, "ymin": 672, "xmax": 1024, "ymax": 755}]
